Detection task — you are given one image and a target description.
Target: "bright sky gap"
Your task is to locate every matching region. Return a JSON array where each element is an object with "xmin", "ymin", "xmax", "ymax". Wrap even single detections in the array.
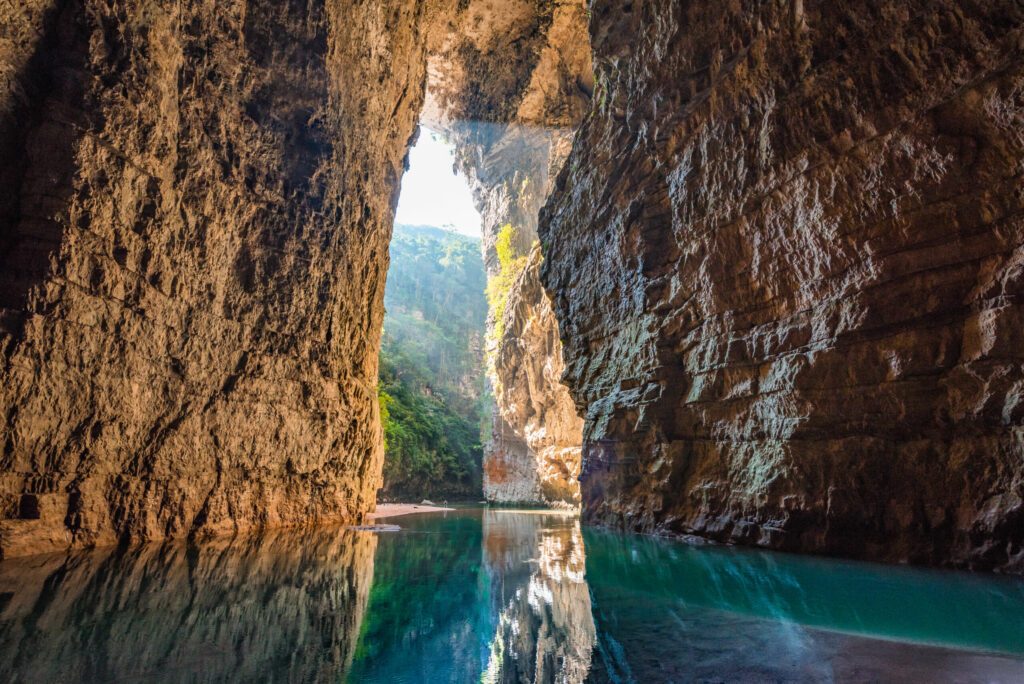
[{"xmin": 394, "ymin": 127, "xmax": 482, "ymax": 237}]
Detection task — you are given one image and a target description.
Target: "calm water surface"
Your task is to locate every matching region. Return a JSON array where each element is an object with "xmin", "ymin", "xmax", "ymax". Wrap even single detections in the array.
[{"xmin": 0, "ymin": 508, "xmax": 1022, "ymax": 682}]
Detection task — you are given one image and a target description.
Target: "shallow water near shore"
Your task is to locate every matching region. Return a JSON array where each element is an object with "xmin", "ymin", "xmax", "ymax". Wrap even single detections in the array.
[{"xmin": 0, "ymin": 507, "xmax": 1022, "ymax": 682}]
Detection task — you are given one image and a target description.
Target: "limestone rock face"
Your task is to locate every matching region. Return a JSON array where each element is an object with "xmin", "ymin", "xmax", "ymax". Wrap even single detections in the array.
[
  {"xmin": 476, "ymin": 127, "xmax": 586, "ymax": 506},
  {"xmin": 423, "ymin": 0, "xmax": 591, "ymax": 506},
  {"xmin": 492, "ymin": 247, "xmax": 584, "ymax": 506},
  {"xmin": 0, "ymin": 0, "xmax": 439, "ymax": 557},
  {"xmin": 541, "ymin": 1, "xmax": 1024, "ymax": 571},
  {"xmin": 464, "ymin": 124, "xmax": 586, "ymax": 508}
]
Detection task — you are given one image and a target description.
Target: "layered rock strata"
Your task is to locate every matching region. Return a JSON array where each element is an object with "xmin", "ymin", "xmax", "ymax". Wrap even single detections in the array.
[
  {"xmin": 0, "ymin": 0, "xmax": 439, "ymax": 557},
  {"xmin": 540, "ymin": 1, "xmax": 1024, "ymax": 571}
]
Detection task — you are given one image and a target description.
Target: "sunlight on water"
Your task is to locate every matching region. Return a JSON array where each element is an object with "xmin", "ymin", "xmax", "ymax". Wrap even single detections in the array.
[{"xmin": 0, "ymin": 508, "xmax": 1022, "ymax": 682}]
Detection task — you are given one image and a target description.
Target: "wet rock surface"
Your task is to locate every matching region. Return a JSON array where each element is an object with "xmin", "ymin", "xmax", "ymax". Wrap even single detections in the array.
[{"xmin": 540, "ymin": 1, "xmax": 1024, "ymax": 571}]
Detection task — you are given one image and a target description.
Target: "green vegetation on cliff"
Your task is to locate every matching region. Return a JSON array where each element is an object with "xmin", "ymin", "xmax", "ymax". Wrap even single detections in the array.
[
  {"xmin": 484, "ymin": 224, "xmax": 532, "ymax": 392},
  {"xmin": 378, "ymin": 224, "xmax": 487, "ymax": 499},
  {"xmin": 485, "ymin": 224, "xmax": 530, "ymax": 344}
]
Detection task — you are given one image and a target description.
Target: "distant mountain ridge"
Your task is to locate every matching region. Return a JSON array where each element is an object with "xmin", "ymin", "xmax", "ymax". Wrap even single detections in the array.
[{"xmin": 393, "ymin": 223, "xmax": 472, "ymax": 242}]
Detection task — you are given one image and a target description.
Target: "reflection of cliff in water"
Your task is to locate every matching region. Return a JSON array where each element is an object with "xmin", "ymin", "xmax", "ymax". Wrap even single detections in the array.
[
  {"xmin": 1, "ymin": 509, "xmax": 1020, "ymax": 682},
  {"xmin": 481, "ymin": 511, "xmax": 595, "ymax": 683},
  {"xmin": 348, "ymin": 513, "xmax": 490, "ymax": 681},
  {"xmin": 0, "ymin": 527, "xmax": 376, "ymax": 682}
]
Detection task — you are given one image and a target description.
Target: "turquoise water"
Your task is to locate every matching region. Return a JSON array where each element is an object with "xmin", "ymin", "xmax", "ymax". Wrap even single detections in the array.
[{"xmin": 0, "ymin": 508, "xmax": 1022, "ymax": 682}]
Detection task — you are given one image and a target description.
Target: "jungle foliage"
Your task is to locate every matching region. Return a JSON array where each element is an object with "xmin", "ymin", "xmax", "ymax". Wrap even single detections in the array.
[{"xmin": 378, "ymin": 224, "xmax": 488, "ymax": 500}]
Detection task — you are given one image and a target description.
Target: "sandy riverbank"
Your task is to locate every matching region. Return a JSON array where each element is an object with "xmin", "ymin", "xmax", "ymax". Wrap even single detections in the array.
[{"xmin": 368, "ymin": 503, "xmax": 455, "ymax": 520}]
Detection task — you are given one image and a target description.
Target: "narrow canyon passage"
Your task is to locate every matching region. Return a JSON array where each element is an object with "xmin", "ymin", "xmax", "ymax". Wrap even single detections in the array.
[
  {"xmin": 379, "ymin": 107, "xmax": 591, "ymax": 508},
  {"xmin": 375, "ymin": 128, "xmax": 489, "ymax": 502},
  {"xmin": 0, "ymin": 2, "xmax": 1022, "ymax": 679}
]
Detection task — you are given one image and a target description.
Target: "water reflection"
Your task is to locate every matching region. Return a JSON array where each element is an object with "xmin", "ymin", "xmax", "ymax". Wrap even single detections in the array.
[
  {"xmin": 347, "ymin": 512, "xmax": 490, "ymax": 681},
  {"xmin": 584, "ymin": 529, "xmax": 1024, "ymax": 682},
  {"xmin": 347, "ymin": 509, "xmax": 595, "ymax": 683},
  {"xmin": 480, "ymin": 511, "xmax": 595, "ymax": 683},
  {"xmin": 1, "ymin": 510, "xmax": 1022, "ymax": 683},
  {"xmin": 0, "ymin": 527, "xmax": 376, "ymax": 682}
]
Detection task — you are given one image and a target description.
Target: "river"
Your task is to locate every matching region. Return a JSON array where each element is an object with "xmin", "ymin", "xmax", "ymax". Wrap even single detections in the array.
[{"xmin": 1, "ymin": 508, "xmax": 1022, "ymax": 682}]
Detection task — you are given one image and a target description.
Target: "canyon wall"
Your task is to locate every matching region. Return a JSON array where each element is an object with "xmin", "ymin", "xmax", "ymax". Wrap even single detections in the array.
[
  {"xmin": 6, "ymin": 0, "xmax": 1020, "ymax": 576},
  {"xmin": 0, "ymin": 0, "xmax": 438, "ymax": 557},
  {"xmin": 493, "ymin": 246, "xmax": 585, "ymax": 505},
  {"xmin": 423, "ymin": 0, "xmax": 591, "ymax": 506},
  {"xmin": 541, "ymin": 0, "xmax": 1024, "ymax": 571},
  {"xmin": 0, "ymin": 0, "xmax": 591, "ymax": 557},
  {"xmin": 476, "ymin": 129, "xmax": 585, "ymax": 507}
]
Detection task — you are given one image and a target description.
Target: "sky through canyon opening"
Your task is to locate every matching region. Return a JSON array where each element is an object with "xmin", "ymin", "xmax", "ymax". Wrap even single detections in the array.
[{"xmin": 377, "ymin": 125, "xmax": 490, "ymax": 504}]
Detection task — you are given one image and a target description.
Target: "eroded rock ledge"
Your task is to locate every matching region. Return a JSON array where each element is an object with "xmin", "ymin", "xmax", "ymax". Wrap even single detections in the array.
[{"xmin": 540, "ymin": 0, "xmax": 1024, "ymax": 572}]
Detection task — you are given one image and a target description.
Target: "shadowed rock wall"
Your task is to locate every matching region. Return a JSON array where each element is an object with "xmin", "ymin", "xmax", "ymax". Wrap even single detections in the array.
[
  {"xmin": 0, "ymin": 0, "xmax": 437, "ymax": 557},
  {"xmin": 541, "ymin": 1, "xmax": 1024, "ymax": 571}
]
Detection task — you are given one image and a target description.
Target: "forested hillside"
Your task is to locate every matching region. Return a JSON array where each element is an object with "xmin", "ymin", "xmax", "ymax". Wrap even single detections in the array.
[{"xmin": 378, "ymin": 225, "xmax": 488, "ymax": 499}]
